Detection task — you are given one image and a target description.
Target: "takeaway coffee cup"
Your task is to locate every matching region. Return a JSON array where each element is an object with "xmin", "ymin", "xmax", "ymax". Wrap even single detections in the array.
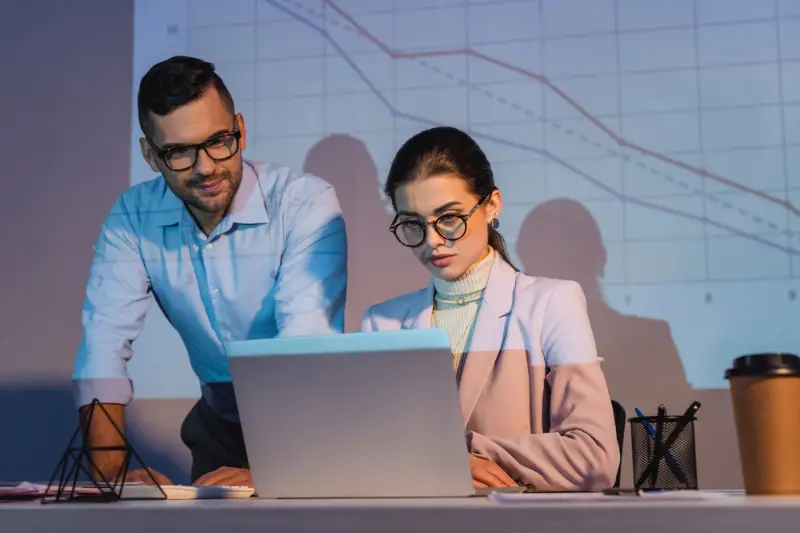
[{"xmin": 724, "ymin": 353, "xmax": 800, "ymax": 495}]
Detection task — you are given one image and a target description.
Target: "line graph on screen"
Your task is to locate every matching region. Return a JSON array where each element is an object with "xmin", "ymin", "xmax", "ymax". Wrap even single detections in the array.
[
  {"xmin": 130, "ymin": 0, "xmax": 800, "ymax": 394},
  {"xmin": 229, "ymin": 0, "xmax": 800, "ymax": 272}
]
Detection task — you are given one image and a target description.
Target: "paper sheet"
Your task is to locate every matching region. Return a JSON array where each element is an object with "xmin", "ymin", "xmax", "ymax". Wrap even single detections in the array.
[
  {"xmin": 0, "ymin": 481, "xmax": 103, "ymax": 501},
  {"xmin": 0, "ymin": 482, "xmax": 255, "ymax": 501},
  {"xmin": 489, "ymin": 490, "xmax": 741, "ymax": 504}
]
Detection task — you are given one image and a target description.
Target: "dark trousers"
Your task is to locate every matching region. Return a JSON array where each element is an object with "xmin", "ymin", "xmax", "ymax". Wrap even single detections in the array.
[{"xmin": 180, "ymin": 397, "xmax": 249, "ymax": 482}]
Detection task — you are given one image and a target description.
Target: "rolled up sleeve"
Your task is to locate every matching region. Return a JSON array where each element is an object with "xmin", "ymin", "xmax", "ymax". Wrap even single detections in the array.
[{"xmin": 72, "ymin": 197, "xmax": 152, "ymax": 407}]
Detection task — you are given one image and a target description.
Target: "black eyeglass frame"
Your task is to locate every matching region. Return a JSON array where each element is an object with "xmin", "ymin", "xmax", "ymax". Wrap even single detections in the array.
[
  {"xmin": 146, "ymin": 116, "xmax": 242, "ymax": 172},
  {"xmin": 389, "ymin": 191, "xmax": 493, "ymax": 248}
]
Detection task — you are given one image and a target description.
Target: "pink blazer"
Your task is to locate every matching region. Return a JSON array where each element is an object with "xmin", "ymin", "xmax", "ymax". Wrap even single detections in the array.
[{"xmin": 361, "ymin": 256, "xmax": 620, "ymax": 491}]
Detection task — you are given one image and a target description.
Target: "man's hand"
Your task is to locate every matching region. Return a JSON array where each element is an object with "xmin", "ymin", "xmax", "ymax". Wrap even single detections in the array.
[
  {"xmin": 125, "ymin": 468, "xmax": 173, "ymax": 486},
  {"xmin": 469, "ymin": 454, "xmax": 517, "ymax": 489},
  {"xmin": 193, "ymin": 467, "xmax": 253, "ymax": 488}
]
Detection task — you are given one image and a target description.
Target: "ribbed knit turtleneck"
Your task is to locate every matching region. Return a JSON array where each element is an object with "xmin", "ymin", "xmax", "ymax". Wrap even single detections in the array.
[{"xmin": 431, "ymin": 248, "xmax": 495, "ymax": 374}]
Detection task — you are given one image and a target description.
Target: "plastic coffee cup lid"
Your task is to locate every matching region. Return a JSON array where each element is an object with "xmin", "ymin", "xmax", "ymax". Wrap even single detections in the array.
[{"xmin": 724, "ymin": 353, "xmax": 800, "ymax": 379}]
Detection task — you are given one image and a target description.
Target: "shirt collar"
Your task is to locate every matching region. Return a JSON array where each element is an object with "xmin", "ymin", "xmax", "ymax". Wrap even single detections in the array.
[
  {"xmin": 226, "ymin": 160, "xmax": 269, "ymax": 226},
  {"xmin": 151, "ymin": 183, "xmax": 183, "ymax": 227},
  {"xmin": 151, "ymin": 160, "xmax": 268, "ymax": 227}
]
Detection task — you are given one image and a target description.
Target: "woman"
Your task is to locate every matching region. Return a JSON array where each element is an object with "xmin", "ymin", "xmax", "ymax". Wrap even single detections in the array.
[{"xmin": 360, "ymin": 126, "xmax": 619, "ymax": 491}]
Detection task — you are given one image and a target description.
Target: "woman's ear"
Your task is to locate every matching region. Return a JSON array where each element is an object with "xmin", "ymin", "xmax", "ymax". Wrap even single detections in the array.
[{"xmin": 486, "ymin": 189, "xmax": 503, "ymax": 219}]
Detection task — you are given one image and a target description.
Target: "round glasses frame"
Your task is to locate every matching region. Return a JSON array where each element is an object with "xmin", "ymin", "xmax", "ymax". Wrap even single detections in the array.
[
  {"xmin": 147, "ymin": 117, "xmax": 242, "ymax": 172},
  {"xmin": 389, "ymin": 192, "xmax": 492, "ymax": 248}
]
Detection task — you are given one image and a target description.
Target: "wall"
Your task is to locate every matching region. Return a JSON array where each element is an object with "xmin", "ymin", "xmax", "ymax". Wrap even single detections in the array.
[
  {"xmin": 0, "ymin": 0, "xmax": 741, "ymax": 488},
  {"xmin": 0, "ymin": 0, "xmax": 191, "ymax": 483}
]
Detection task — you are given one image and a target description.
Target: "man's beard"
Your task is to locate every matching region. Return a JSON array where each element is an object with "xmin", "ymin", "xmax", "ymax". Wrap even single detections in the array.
[{"xmin": 183, "ymin": 168, "xmax": 240, "ymax": 214}]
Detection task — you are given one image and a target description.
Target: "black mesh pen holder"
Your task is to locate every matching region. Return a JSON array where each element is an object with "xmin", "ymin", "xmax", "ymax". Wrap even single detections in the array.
[{"xmin": 629, "ymin": 415, "xmax": 698, "ymax": 490}]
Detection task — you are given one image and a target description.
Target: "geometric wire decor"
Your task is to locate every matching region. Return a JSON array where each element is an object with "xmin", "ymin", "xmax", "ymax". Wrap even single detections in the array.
[{"xmin": 41, "ymin": 399, "xmax": 166, "ymax": 503}]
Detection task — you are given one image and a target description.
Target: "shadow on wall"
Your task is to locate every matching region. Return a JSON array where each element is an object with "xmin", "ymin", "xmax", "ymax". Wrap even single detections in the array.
[
  {"xmin": 303, "ymin": 134, "xmax": 429, "ymax": 332},
  {"xmin": 516, "ymin": 198, "xmax": 740, "ymax": 489},
  {"xmin": 0, "ymin": 383, "xmax": 189, "ymax": 485},
  {"xmin": 516, "ymin": 198, "xmax": 691, "ymax": 414}
]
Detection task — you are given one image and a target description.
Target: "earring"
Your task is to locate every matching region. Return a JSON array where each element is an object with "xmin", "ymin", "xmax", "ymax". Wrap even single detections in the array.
[{"xmin": 489, "ymin": 218, "xmax": 499, "ymax": 229}]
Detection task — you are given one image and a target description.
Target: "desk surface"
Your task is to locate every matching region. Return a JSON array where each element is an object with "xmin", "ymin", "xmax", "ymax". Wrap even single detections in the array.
[{"xmin": 3, "ymin": 492, "xmax": 800, "ymax": 533}]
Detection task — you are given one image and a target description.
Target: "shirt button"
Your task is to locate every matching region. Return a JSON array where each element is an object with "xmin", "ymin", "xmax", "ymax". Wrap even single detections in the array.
[
  {"xmin": 211, "ymin": 288, "xmax": 219, "ymax": 295},
  {"xmin": 205, "ymin": 243, "xmax": 212, "ymax": 250}
]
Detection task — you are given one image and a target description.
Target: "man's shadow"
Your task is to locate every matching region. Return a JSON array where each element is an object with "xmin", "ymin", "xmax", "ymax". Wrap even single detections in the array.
[
  {"xmin": 0, "ymin": 383, "xmax": 187, "ymax": 484},
  {"xmin": 303, "ymin": 134, "xmax": 428, "ymax": 332}
]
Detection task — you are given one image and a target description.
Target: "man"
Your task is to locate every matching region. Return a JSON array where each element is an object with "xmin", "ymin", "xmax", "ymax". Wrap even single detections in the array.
[{"xmin": 72, "ymin": 56, "xmax": 347, "ymax": 487}]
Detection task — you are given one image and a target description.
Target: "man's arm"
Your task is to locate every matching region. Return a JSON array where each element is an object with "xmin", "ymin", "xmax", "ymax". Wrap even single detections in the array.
[
  {"xmin": 79, "ymin": 403, "xmax": 125, "ymax": 481},
  {"xmin": 272, "ymin": 180, "xmax": 347, "ymax": 337},
  {"xmin": 73, "ymin": 196, "xmax": 152, "ymax": 481}
]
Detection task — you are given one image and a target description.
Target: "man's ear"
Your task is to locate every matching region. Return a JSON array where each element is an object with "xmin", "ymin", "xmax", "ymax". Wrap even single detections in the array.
[
  {"xmin": 236, "ymin": 112, "xmax": 247, "ymax": 152},
  {"xmin": 139, "ymin": 137, "xmax": 160, "ymax": 173}
]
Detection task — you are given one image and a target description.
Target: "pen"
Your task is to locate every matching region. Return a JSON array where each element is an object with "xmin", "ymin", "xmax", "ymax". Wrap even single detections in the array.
[
  {"xmin": 634, "ymin": 407, "xmax": 688, "ymax": 485},
  {"xmin": 657, "ymin": 402, "xmax": 701, "ymax": 457}
]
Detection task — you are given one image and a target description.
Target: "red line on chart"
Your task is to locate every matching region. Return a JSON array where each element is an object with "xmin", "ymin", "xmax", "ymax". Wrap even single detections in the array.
[{"xmin": 321, "ymin": 0, "xmax": 799, "ymax": 217}]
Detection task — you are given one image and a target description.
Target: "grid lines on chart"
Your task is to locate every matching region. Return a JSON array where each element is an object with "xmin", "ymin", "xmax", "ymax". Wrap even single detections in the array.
[{"xmin": 185, "ymin": 0, "xmax": 800, "ymax": 283}]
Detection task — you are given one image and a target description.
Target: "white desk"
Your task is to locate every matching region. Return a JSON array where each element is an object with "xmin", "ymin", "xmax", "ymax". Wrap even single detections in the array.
[{"xmin": 2, "ymin": 493, "xmax": 800, "ymax": 533}]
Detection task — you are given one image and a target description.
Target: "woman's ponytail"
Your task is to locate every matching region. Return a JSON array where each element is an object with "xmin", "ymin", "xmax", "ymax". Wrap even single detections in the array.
[{"xmin": 488, "ymin": 226, "xmax": 518, "ymax": 271}]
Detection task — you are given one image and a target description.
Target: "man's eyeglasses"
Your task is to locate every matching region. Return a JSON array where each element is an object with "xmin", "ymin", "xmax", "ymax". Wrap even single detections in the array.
[
  {"xmin": 389, "ymin": 192, "xmax": 492, "ymax": 248},
  {"xmin": 148, "ymin": 118, "xmax": 241, "ymax": 172}
]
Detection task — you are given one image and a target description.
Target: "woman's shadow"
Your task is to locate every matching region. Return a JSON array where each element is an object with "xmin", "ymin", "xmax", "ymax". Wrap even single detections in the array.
[
  {"xmin": 517, "ymin": 198, "xmax": 742, "ymax": 488},
  {"xmin": 516, "ymin": 198, "xmax": 692, "ymax": 415},
  {"xmin": 516, "ymin": 198, "xmax": 703, "ymax": 486},
  {"xmin": 303, "ymin": 134, "xmax": 428, "ymax": 332}
]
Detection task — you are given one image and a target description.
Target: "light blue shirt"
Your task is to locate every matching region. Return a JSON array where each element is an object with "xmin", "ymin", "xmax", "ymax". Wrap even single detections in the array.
[{"xmin": 73, "ymin": 160, "xmax": 347, "ymax": 420}]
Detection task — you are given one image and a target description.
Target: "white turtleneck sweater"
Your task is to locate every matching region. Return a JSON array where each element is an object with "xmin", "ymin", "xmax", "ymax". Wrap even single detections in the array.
[{"xmin": 431, "ymin": 249, "xmax": 495, "ymax": 375}]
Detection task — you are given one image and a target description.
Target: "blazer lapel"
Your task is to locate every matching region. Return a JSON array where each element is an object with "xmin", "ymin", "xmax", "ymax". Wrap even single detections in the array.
[
  {"xmin": 457, "ymin": 257, "xmax": 516, "ymax": 425},
  {"xmin": 401, "ymin": 281, "xmax": 434, "ymax": 330}
]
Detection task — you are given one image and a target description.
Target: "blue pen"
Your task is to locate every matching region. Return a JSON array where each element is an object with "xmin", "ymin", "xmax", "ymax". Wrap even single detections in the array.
[{"xmin": 634, "ymin": 407, "xmax": 687, "ymax": 485}]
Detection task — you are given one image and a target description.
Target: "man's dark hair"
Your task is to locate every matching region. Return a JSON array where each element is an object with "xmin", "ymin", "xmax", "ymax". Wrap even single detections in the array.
[{"xmin": 137, "ymin": 55, "xmax": 235, "ymax": 138}]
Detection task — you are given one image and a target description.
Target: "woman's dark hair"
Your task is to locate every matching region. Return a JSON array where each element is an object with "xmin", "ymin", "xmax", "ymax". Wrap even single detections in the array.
[
  {"xmin": 137, "ymin": 55, "xmax": 235, "ymax": 138},
  {"xmin": 384, "ymin": 126, "xmax": 517, "ymax": 269}
]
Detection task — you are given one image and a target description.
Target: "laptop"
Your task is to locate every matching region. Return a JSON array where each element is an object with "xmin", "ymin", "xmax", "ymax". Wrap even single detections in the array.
[{"xmin": 225, "ymin": 328, "xmax": 482, "ymax": 499}]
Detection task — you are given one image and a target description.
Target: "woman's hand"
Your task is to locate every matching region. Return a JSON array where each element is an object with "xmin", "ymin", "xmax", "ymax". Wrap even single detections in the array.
[{"xmin": 468, "ymin": 454, "xmax": 517, "ymax": 488}]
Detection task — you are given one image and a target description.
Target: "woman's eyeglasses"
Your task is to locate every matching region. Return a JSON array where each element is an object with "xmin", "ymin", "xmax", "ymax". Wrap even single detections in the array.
[{"xmin": 389, "ymin": 193, "xmax": 491, "ymax": 248}]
